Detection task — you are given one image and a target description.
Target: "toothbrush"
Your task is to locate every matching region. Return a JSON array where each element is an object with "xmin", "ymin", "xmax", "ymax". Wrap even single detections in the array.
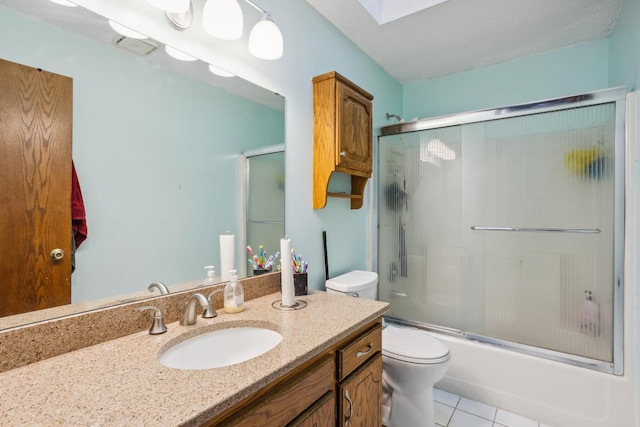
[
  {"xmin": 247, "ymin": 246, "xmax": 260, "ymax": 267},
  {"xmin": 265, "ymin": 252, "xmax": 280, "ymax": 269}
]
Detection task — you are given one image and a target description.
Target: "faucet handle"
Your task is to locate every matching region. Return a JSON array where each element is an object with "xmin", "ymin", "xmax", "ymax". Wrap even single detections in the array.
[
  {"xmin": 203, "ymin": 289, "xmax": 223, "ymax": 318},
  {"xmin": 138, "ymin": 306, "xmax": 168, "ymax": 335}
]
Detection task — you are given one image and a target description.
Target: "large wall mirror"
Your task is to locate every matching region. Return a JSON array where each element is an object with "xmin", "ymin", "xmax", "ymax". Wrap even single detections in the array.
[{"xmin": 0, "ymin": 0, "xmax": 285, "ymax": 329}]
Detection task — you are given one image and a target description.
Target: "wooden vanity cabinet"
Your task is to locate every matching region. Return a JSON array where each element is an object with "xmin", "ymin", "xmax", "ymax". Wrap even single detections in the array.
[
  {"xmin": 313, "ymin": 71, "xmax": 374, "ymax": 210},
  {"xmin": 336, "ymin": 323, "xmax": 383, "ymax": 427},
  {"xmin": 210, "ymin": 354, "xmax": 336, "ymax": 427},
  {"xmin": 205, "ymin": 319, "xmax": 383, "ymax": 427}
]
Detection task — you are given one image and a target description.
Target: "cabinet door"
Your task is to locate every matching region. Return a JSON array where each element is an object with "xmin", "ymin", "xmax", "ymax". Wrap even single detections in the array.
[
  {"xmin": 214, "ymin": 355, "xmax": 335, "ymax": 427},
  {"xmin": 338, "ymin": 354, "xmax": 382, "ymax": 427},
  {"xmin": 335, "ymin": 82, "xmax": 372, "ymax": 174},
  {"xmin": 288, "ymin": 391, "xmax": 335, "ymax": 427}
]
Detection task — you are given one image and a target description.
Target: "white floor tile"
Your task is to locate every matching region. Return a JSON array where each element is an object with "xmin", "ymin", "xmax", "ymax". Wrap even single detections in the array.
[
  {"xmin": 435, "ymin": 401, "xmax": 456, "ymax": 426},
  {"xmin": 434, "ymin": 388, "xmax": 461, "ymax": 407},
  {"xmin": 495, "ymin": 409, "xmax": 538, "ymax": 427},
  {"xmin": 457, "ymin": 397, "xmax": 497, "ymax": 421},
  {"xmin": 448, "ymin": 409, "xmax": 494, "ymax": 427}
]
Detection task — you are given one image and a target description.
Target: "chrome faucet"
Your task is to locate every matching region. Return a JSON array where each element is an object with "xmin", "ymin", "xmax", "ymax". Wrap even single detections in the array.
[
  {"xmin": 180, "ymin": 293, "xmax": 210, "ymax": 326},
  {"xmin": 148, "ymin": 281, "xmax": 170, "ymax": 295},
  {"xmin": 202, "ymin": 289, "xmax": 223, "ymax": 318}
]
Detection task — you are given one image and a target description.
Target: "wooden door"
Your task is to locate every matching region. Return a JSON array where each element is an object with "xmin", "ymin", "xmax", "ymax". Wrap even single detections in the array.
[
  {"xmin": 0, "ymin": 58, "xmax": 73, "ymax": 317},
  {"xmin": 339, "ymin": 354, "xmax": 382, "ymax": 427}
]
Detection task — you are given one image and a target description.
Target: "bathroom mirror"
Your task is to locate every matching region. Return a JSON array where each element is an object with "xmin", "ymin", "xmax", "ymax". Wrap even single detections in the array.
[{"xmin": 0, "ymin": 0, "xmax": 285, "ymax": 329}]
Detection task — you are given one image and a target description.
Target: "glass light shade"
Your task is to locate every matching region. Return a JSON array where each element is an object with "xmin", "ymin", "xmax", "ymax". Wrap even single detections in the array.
[
  {"xmin": 146, "ymin": 0, "xmax": 190, "ymax": 14},
  {"xmin": 208, "ymin": 64, "xmax": 234, "ymax": 77},
  {"xmin": 165, "ymin": 45, "xmax": 197, "ymax": 61},
  {"xmin": 202, "ymin": 0, "xmax": 243, "ymax": 40},
  {"xmin": 48, "ymin": 0, "xmax": 78, "ymax": 6},
  {"xmin": 248, "ymin": 15, "xmax": 283, "ymax": 60},
  {"xmin": 108, "ymin": 21, "xmax": 148, "ymax": 40}
]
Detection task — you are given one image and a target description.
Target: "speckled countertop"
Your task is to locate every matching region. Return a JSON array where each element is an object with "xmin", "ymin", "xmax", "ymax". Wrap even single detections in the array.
[{"xmin": 0, "ymin": 291, "xmax": 388, "ymax": 426}]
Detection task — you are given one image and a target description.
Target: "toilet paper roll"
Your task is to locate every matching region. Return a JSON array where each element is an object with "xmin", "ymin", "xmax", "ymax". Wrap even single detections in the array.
[
  {"xmin": 280, "ymin": 237, "xmax": 295, "ymax": 307},
  {"xmin": 220, "ymin": 233, "xmax": 235, "ymax": 282}
]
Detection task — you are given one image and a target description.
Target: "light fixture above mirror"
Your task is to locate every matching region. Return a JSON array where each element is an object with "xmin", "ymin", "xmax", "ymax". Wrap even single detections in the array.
[
  {"xmin": 203, "ymin": 0, "xmax": 243, "ymax": 40},
  {"xmin": 146, "ymin": 0, "xmax": 191, "ymax": 14},
  {"xmin": 248, "ymin": 12, "xmax": 283, "ymax": 60},
  {"xmin": 208, "ymin": 63, "xmax": 235, "ymax": 77},
  {"xmin": 165, "ymin": 44, "xmax": 198, "ymax": 61},
  {"xmin": 147, "ymin": 0, "xmax": 283, "ymax": 60}
]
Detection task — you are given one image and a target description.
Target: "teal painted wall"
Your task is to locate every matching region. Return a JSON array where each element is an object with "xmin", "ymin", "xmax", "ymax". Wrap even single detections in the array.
[
  {"xmin": 402, "ymin": 39, "xmax": 610, "ymax": 120},
  {"xmin": 609, "ymin": 0, "xmax": 640, "ymax": 90}
]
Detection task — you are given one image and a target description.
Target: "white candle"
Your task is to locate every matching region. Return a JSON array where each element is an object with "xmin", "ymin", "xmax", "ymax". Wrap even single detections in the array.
[
  {"xmin": 280, "ymin": 237, "xmax": 295, "ymax": 306},
  {"xmin": 220, "ymin": 233, "xmax": 235, "ymax": 281}
]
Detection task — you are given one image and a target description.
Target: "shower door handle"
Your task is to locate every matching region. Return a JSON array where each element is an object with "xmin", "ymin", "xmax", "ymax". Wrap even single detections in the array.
[{"xmin": 471, "ymin": 226, "xmax": 601, "ymax": 234}]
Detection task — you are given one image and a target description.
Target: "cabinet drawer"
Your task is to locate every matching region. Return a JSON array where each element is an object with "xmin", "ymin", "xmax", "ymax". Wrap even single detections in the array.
[
  {"xmin": 219, "ymin": 354, "xmax": 335, "ymax": 427},
  {"xmin": 337, "ymin": 324, "xmax": 382, "ymax": 381}
]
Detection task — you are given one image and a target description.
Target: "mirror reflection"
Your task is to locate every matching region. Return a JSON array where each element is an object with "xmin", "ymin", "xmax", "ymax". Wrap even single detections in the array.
[
  {"xmin": 0, "ymin": 0, "xmax": 285, "ymax": 327},
  {"xmin": 244, "ymin": 148, "xmax": 285, "ymax": 275}
]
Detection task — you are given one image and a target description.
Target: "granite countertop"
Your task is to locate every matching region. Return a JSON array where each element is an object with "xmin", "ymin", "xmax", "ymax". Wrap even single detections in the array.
[{"xmin": 0, "ymin": 291, "xmax": 388, "ymax": 426}]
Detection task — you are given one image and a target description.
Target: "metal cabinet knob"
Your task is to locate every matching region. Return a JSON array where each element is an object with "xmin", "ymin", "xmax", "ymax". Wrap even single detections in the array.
[
  {"xmin": 50, "ymin": 248, "xmax": 64, "ymax": 261},
  {"xmin": 340, "ymin": 150, "xmax": 347, "ymax": 157}
]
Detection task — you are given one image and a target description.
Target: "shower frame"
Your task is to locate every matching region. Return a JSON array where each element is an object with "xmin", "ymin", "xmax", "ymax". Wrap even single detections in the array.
[{"xmin": 378, "ymin": 86, "xmax": 626, "ymax": 375}]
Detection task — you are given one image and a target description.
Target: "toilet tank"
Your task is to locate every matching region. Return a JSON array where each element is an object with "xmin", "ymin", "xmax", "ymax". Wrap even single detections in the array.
[{"xmin": 325, "ymin": 270, "xmax": 378, "ymax": 300}]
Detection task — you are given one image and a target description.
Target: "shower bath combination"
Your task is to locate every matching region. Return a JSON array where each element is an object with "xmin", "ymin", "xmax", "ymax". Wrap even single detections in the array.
[{"xmin": 377, "ymin": 87, "xmax": 626, "ymax": 375}]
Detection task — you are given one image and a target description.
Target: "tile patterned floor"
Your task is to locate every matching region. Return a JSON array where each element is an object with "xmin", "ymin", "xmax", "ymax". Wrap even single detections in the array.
[{"xmin": 434, "ymin": 388, "xmax": 554, "ymax": 427}]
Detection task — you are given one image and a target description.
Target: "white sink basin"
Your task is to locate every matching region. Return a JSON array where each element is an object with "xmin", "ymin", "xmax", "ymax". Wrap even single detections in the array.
[{"xmin": 158, "ymin": 326, "xmax": 283, "ymax": 370}]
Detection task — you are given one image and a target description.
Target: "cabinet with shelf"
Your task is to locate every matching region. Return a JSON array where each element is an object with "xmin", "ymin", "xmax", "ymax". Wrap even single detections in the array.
[{"xmin": 313, "ymin": 71, "xmax": 374, "ymax": 209}]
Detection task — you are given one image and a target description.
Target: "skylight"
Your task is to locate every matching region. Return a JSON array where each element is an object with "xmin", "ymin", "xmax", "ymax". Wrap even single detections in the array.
[{"xmin": 358, "ymin": 0, "xmax": 449, "ymax": 25}]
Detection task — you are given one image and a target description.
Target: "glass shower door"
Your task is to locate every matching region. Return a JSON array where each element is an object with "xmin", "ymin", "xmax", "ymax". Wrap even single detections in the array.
[{"xmin": 378, "ymin": 99, "xmax": 622, "ymax": 370}]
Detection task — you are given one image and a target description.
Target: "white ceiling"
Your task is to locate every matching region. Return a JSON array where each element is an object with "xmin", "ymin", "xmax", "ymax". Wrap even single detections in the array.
[{"xmin": 305, "ymin": 0, "xmax": 624, "ymax": 84}]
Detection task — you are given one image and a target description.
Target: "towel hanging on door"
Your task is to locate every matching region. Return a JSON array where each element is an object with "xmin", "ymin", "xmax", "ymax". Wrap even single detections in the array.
[{"xmin": 71, "ymin": 161, "xmax": 87, "ymax": 248}]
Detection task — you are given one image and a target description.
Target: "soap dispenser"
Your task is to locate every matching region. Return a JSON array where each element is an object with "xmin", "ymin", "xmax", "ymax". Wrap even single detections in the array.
[
  {"xmin": 580, "ymin": 290, "xmax": 599, "ymax": 337},
  {"xmin": 224, "ymin": 269, "xmax": 244, "ymax": 313},
  {"xmin": 204, "ymin": 265, "xmax": 216, "ymax": 286}
]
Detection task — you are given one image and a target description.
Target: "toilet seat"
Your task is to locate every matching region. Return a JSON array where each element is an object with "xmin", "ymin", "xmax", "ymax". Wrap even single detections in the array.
[{"xmin": 382, "ymin": 326, "xmax": 450, "ymax": 365}]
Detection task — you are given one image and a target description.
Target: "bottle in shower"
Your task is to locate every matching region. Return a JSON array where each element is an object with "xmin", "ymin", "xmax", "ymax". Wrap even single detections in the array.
[{"xmin": 580, "ymin": 290, "xmax": 599, "ymax": 337}]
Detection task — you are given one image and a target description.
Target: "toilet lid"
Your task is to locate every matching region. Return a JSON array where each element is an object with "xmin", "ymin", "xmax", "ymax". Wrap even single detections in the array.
[{"xmin": 382, "ymin": 326, "xmax": 450, "ymax": 364}]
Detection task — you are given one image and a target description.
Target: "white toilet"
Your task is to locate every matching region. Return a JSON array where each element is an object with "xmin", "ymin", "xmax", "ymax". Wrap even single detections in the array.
[{"xmin": 325, "ymin": 270, "xmax": 451, "ymax": 427}]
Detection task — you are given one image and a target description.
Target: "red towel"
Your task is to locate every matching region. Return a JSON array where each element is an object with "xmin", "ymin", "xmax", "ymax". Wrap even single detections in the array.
[{"xmin": 72, "ymin": 162, "xmax": 87, "ymax": 248}]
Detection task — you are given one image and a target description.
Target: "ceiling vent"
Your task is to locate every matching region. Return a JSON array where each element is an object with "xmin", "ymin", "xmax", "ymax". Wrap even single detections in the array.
[{"xmin": 112, "ymin": 35, "xmax": 158, "ymax": 56}]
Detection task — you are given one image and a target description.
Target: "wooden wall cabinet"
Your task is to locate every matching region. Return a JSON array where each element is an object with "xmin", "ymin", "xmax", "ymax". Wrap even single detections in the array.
[
  {"xmin": 313, "ymin": 71, "xmax": 374, "ymax": 209},
  {"xmin": 207, "ymin": 319, "xmax": 383, "ymax": 427}
]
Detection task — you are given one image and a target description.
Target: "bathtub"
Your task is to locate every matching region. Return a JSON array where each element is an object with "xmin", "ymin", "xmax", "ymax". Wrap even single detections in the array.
[{"xmin": 430, "ymin": 331, "xmax": 634, "ymax": 427}]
